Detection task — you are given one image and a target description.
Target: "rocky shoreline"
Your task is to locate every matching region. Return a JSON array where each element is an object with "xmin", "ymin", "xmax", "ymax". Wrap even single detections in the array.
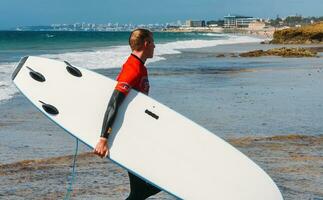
[
  {"xmin": 239, "ymin": 47, "xmax": 320, "ymax": 57},
  {"xmin": 271, "ymin": 22, "xmax": 323, "ymax": 44},
  {"xmin": 214, "ymin": 46, "xmax": 323, "ymax": 58},
  {"xmin": 191, "ymin": 22, "xmax": 323, "ymax": 58},
  {"xmin": 239, "ymin": 22, "xmax": 323, "ymax": 58}
]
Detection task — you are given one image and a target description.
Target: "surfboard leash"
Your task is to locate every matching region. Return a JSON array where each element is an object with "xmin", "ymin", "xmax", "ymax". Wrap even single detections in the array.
[{"xmin": 64, "ymin": 138, "xmax": 79, "ymax": 200}]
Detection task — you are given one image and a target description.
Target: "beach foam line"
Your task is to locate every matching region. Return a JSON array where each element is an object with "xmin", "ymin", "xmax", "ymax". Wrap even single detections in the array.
[
  {"xmin": 0, "ymin": 34, "xmax": 262, "ymax": 102},
  {"xmin": 41, "ymin": 34, "xmax": 262, "ymax": 70},
  {"xmin": 0, "ymin": 62, "xmax": 18, "ymax": 103},
  {"xmin": 196, "ymin": 33, "xmax": 229, "ymax": 37}
]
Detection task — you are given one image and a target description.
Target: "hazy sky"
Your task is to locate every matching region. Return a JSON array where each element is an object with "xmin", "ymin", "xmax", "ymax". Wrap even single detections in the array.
[{"xmin": 0, "ymin": 0, "xmax": 322, "ymax": 29}]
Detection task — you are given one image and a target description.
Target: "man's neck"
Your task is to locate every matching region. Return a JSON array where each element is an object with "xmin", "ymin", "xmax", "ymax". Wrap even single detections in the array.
[{"xmin": 131, "ymin": 51, "xmax": 146, "ymax": 63}]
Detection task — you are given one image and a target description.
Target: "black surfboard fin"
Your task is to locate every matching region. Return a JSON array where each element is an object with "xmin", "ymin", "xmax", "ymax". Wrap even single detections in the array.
[
  {"xmin": 39, "ymin": 101, "xmax": 59, "ymax": 115},
  {"xmin": 65, "ymin": 61, "xmax": 82, "ymax": 77},
  {"xmin": 26, "ymin": 66, "xmax": 46, "ymax": 82}
]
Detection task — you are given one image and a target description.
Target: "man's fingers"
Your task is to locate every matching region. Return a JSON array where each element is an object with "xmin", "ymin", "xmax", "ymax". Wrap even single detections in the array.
[
  {"xmin": 93, "ymin": 141, "xmax": 108, "ymax": 158},
  {"xmin": 93, "ymin": 150, "xmax": 100, "ymax": 156},
  {"xmin": 93, "ymin": 149, "xmax": 101, "ymax": 156},
  {"xmin": 93, "ymin": 147, "xmax": 107, "ymax": 158},
  {"xmin": 100, "ymin": 150, "xmax": 106, "ymax": 158}
]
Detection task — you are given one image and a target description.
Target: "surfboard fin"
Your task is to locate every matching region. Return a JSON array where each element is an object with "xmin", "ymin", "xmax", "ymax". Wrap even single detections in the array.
[
  {"xmin": 64, "ymin": 61, "xmax": 82, "ymax": 77},
  {"xmin": 39, "ymin": 100, "xmax": 59, "ymax": 115},
  {"xmin": 26, "ymin": 66, "xmax": 46, "ymax": 82}
]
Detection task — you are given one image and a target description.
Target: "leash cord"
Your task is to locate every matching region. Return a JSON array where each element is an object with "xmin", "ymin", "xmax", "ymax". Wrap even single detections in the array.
[{"xmin": 64, "ymin": 138, "xmax": 79, "ymax": 200}]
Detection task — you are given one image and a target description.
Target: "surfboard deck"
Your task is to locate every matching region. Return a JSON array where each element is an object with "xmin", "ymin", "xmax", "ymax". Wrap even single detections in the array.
[{"xmin": 12, "ymin": 56, "xmax": 283, "ymax": 200}]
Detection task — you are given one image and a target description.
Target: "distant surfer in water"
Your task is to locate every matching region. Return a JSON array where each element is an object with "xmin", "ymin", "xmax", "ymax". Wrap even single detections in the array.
[{"xmin": 94, "ymin": 29, "xmax": 161, "ymax": 199}]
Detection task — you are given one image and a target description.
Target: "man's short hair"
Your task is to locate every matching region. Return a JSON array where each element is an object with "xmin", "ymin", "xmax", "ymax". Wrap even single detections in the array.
[{"xmin": 129, "ymin": 29, "xmax": 152, "ymax": 51}]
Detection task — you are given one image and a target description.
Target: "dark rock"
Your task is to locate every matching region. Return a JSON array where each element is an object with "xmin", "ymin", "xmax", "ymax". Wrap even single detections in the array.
[{"xmin": 239, "ymin": 47, "xmax": 317, "ymax": 57}]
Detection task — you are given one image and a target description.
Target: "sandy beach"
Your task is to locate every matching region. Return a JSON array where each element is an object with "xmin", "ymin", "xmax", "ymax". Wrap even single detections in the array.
[{"xmin": 0, "ymin": 134, "xmax": 322, "ymax": 199}]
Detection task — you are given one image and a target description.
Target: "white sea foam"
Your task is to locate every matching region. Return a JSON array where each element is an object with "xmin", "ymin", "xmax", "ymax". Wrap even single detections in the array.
[
  {"xmin": 197, "ymin": 33, "xmax": 227, "ymax": 37},
  {"xmin": 41, "ymin": 34, "xmax": 262, "ymax": 69},
  {"xmin": 0, "ymin": 62, "xmax": 18, "ymax": 102},
  {"xmin": 0, "ymin": 34, "xmax": 262, "ymax": 102}
]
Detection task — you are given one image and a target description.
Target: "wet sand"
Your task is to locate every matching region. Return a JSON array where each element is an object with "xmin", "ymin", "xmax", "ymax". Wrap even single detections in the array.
[
  {"xmin": 230, "ymin": 134, "xmax": 323, "ymax": 200},
  {"xmin": 1, "ymin": 134, "xmax": 322, "ymax": 200},
  {"xmin": 182, "ymin": 42, "xmax": 323, "ymax": 57}
]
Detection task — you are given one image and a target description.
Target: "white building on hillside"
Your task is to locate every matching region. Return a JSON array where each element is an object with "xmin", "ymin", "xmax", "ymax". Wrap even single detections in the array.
[{"xmin": 224, "ymin": 14, "xmax": 257, "ymax": 28}]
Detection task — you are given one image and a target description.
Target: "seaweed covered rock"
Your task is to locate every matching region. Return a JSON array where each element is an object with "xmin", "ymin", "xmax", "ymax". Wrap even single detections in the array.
[
  {"xmin": 271, "ymin": 22, "xmax": 323, "ymax": 44},
  {"xmin": 239, "ymin": 47, "xmax": 318, "ymax": 57}
]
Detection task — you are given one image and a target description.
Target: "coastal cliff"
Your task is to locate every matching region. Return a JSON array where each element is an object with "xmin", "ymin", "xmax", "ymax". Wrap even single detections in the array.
[{"xmin": 271, "ymin": 22, "xmax": 323, "ymax": 44}]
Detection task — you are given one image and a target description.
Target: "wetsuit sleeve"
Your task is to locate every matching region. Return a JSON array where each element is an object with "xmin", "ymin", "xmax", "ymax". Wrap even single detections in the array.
[
  {"xmin": 100, "ymin": 64, "xmax": 139, "ymax": 139},
  {"xmin": 100, "ymin": 89, "xmax": 126, "ymax": 139}
]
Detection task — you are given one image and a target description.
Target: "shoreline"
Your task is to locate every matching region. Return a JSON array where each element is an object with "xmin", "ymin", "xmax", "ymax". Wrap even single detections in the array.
[
  {"xmin": 1, "ymin": 134, "xmax": 322, "ymax": 199},
  {"xmin": 181, "ymin": 41, "xmax": 323, "ymax": 58},
  {"xmin": 161, "ymin": 27, "xmax": 275, "ymax": 40}
]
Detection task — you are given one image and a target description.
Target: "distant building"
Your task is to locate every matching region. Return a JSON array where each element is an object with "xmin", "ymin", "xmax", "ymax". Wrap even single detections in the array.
[
  {"xmin": 186, "ymin": 20, "xmax": 206, "ymax": 27},
  {"xmin": 224, "ymin": 15, "xmax": 257, "ymax": 28},
  {"xmin": 167, "ymin": 25, "xmax": 180, "ymax": 29},
  {"xmin": 206, "ymin": 20, "xmax": 218, "ymax": 27},
  {"xmin": 248, "ymin": 21, "xmax": 266, "ymax": 30}
]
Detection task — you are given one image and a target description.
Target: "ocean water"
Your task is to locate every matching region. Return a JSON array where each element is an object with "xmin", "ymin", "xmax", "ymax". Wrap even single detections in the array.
[{"xmin": 0, "ymin": 31, "xmax": 260, "ymax": 103}]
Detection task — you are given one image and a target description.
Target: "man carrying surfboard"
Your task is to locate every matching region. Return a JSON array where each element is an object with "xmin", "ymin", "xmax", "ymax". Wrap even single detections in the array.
[{"xmin": 94, "ymin": 29, "xmax": 161, "ymax": 199}]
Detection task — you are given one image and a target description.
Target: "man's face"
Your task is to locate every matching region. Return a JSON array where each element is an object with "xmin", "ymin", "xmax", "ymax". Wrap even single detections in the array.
[{"xmin": 145, "ymin": 35, "xmax": 155, "ymax": 58}]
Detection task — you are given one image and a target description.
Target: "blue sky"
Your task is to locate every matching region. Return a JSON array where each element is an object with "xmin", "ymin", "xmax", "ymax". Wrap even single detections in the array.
[{"xmin": 0, "ymin": 0, "xmax": 322, "ymax": 29}]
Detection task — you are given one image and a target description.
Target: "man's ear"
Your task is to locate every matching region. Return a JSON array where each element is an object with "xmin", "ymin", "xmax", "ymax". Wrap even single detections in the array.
[{"xmin": 143, "ymin": 40, "xmax": 149, "ymax": 48}]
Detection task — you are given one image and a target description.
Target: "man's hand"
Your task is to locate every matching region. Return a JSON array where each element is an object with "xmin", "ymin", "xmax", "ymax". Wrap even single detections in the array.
[{"xmin": 93, "ymin": 137, "xmax": 109, "ymax": 158}]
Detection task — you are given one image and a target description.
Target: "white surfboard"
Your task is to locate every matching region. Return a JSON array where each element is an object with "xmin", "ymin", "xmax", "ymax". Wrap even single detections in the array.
[{"xmin": 12, "ymin": 56, "xmax": 283, "ymax": 200}]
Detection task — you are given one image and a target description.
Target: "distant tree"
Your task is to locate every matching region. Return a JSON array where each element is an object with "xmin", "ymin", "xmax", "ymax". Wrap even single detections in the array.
[
  {"xmin": 269, "ymin": 17, "xmax": 283, "ymax": 27},
  {"xmin": 285, "ymin": 15, "xmax": 303, "ymax": 26},
  {"xmin": 268, "ymin": 16, "xmax": 323, "ymax": 27}
]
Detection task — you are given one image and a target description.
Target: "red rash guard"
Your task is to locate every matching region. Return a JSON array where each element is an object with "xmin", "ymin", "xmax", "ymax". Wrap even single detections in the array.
[{"xmin": 115, "ymin": 54, "xmax": 150, "ymax": 95}]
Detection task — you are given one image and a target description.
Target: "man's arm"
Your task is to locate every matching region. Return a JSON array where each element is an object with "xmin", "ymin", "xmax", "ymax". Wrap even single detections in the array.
[
  {"xmin": 94, "ymin": 60, "xmax": 138, "ymax": 158},
  {"xmin": 94, "ymin": 89, "xmax": 126, "ymax": 158},
  {"xmin": 101, "ymin": 89, "xmax": 126, "ymax": 138}
]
